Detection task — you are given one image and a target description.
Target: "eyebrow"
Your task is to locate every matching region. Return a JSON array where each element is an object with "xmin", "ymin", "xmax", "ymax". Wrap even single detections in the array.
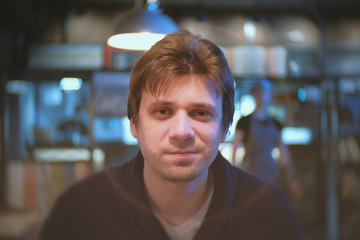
[
  {"xmin": 147, "ymin": 100, "xmax": 172, "ymax": 108},
  {"xmin": 148, "ymin": 100, "xmax": 218, "ymax": 113},
  {"xmin": 191, "ymin": 102, "xmax": 218, "ymax": 111}
]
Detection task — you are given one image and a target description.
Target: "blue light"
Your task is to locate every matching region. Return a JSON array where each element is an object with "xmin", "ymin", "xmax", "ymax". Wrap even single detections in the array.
[
  {"xmin": 147, "ymin": 3, "xmax": 158, "ymax": 11},
  {"xmin": 282, "ymin": 127, "xmax": 313, "ymax": 145},
  {"xmin": 121, "ymin": 117, "xmax": 138, "ymax": 145},
  {"xmin": 6, "ymin": 80, "xmax": 32, "ymax": 94},
  {"xmin": 60, "ymin": 77, "xmax": 83, "ymax": 91},
  {"xmin": 298, "ymin": 88, "xmax": 306, "ymax": 101}
]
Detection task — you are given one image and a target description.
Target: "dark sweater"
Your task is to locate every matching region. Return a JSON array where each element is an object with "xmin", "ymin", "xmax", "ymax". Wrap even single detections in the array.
[{"xmin": 40, "ymin": 151, "xmax": 303, "ymax": 240}]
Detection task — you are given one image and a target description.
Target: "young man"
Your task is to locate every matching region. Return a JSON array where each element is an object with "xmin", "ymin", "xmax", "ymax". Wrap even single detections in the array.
[
  {"xmin": 231, "ymin": 79, "xmax": 303, "ymax": 201},
  {"xmin": 40, "ymin": 30, "xmax": 303, "ymax": 240}
]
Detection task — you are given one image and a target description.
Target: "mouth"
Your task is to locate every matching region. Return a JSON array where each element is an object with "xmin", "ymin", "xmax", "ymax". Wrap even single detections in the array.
[{"xmin": 166, "ymin": 150, "xmax": 197, "ymax": 159}]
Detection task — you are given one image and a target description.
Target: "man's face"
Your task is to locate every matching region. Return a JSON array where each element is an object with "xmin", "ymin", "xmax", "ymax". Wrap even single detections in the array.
[
  {"xmin": 254, "ymin": 87, "xmax": 272, "ymax": 109},
  {"xmin": 130, "ymin": 74, "xmax": 225, "ymax": 183}
]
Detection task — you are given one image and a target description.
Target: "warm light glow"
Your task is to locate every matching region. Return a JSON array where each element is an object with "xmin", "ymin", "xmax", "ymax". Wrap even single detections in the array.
[
  {"xmin": 244, "ymin": 20, "xmax": 256, "ymax": 43},
  {"xmin": 107, "ymin": 32, "xmax": 166, "ymax": 51},
  {"xmin": 287, "ymin": 30, "xmax": 304, "ymax": 42},
  {"xmin": 33, "ymin": 148, "xmax": 91, "ymax": 162}
]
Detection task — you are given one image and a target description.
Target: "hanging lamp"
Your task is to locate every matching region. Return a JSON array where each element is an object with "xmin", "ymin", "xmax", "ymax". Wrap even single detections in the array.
[{"xmin": 107, "ymin": 0, "xmax": 179, "ymax": 51}]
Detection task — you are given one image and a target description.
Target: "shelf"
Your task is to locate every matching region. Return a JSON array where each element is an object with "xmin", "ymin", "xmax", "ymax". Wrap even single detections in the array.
[{"xmin": 340, "ymin": 125, "xmax": 360, "ymax": 136}]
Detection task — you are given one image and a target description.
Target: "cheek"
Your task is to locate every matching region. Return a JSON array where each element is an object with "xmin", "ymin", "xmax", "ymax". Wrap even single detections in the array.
[
  {"xmin": 198, "ymin": 124, "xmax": 223, "ymax": 145},
  {"xmin": 136, "ymin": 123, "xmax": 165, "ymax": 149}
]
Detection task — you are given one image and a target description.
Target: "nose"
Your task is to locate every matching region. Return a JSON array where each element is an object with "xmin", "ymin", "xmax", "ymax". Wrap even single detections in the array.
[{"xmin": 169, "ymin": 111, "xmax": 195, "ymax": 141}]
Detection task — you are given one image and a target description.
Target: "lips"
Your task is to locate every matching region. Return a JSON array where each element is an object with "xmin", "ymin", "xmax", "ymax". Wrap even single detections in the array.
[
  {"xmin": 171, "ymin": 150, "xmax": 196, "ymax": 154},
  {"xmin": 166, "ymin": 150, "xmax": 197, "ymax": 159},
  {"xmin": 167, "ymin": 148, "xmax": 197, "ymax": 154}
]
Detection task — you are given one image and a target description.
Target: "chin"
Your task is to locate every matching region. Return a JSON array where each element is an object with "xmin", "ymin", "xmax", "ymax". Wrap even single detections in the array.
[
  {"xmin": 166, "ymin": 175, "xmax": 199, "ymax": 182},
  {"xmin": 162, "ymin": 169, "xmax": 199, "ymax": 182}
]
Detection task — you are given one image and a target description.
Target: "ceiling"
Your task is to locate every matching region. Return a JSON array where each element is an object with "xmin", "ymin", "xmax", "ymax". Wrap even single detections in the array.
[
  {"xmin": 1, "ymin": 0, "xmax": 360, "ymax": 74},
  {"xmin": 2, "ymin": 0, "xmax": 360, "ymax": 28},
  {"xmin": 0, "ymin": 0, "xmax": 355, "ymax": 78}
]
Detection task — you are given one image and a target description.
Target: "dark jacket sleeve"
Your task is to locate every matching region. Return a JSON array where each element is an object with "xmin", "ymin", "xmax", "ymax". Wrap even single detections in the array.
[
  {"xmin": 38, "ymin": 170, "xmax": 128, "ymax": 240},
  {"xmin": 235, "ymin": 114, "xmax": 251, "ymax": 143},
  {"xmin": 39, "ymin": 188, "xmax": 93, "ymax": 240},
  {"xmin": 275, "ymin": 188, "xmax": 304, "ymax": 240}
]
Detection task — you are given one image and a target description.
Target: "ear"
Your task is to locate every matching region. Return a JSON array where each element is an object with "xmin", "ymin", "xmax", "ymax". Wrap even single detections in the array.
[
  {"xmin": 130, "ymin": 119, "xmax": 138, "ymax": 139},
  {"xmin": 220, "ymin": 130, "xmax": 228, "ymax": 142}
]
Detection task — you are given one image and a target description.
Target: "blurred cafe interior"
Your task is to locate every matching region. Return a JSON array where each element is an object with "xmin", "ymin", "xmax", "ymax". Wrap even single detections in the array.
[{"xmin": 1, "ymin": 0, "xmax": 360, "ymax": 239}]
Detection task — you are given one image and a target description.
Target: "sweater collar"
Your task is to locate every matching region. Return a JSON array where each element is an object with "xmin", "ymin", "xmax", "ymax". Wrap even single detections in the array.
[
  {"xmin": 128, "ymin": 151, "xmax": 238, "ymax": 240},
  {"xmin": 194, "ymin": 152, "xmax": 238, "ymax": 240}
]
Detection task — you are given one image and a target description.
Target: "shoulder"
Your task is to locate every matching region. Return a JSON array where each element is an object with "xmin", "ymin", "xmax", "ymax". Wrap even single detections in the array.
[
  {"xmin": 229, "ymin": 170, "xmax": 302, "ymax": 236},
  {"xmin": 232, "ymin": 165, "xmax": 280, "ymax": 198},
  {"xmin": 46, "ymin": 156, "xmax": 139, "ymax": 216},
  {"xmin": 235, "ymin": 114, "xmax": 252, "ymax": 130},
  {"xmin": 216, "ymin": 154, "xmax": 282, "ymax": 202},
  {"xmin": 53, "ymin": 162, "xmax": 129, "ymax": 210},
  {"xmin": 39, "ymin": 161, "xmax": 135, "ymax": 239},
  {"xmin": 234, "ymin": 170, "xmax": 302, "ymax": 235},
  {"xmin": 54, "ymin": 152, "xmax": 145, "ymax": 208},
  {"xmin": 271, "ymin": 116, "xmax": 284, "ymax": 130},
  {"xmin": 222, "ymin": 158, "xmax": 294, "ymax": 215}
]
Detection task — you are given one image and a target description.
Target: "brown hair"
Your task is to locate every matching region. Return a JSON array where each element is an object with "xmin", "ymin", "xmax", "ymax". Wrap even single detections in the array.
[{"xmin": 127, "ymin": 30, "xmax": 234, "ymax": 133}]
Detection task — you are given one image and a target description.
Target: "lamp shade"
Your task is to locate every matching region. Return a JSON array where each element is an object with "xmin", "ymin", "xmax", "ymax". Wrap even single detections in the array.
[{"xmin": 107, "ymin": 7, "xmax": 179, "ymax": 51}]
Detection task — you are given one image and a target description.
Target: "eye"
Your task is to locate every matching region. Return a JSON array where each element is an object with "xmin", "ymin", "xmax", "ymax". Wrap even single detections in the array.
[
  {"xmin": 197, "ymin": 111, "xmax": 208, "ymax": 117},
  {"xmin": 191, "ymin": 110, "xmax": 212, "ymax": 121},
  {"xmin": 157, "ymin": 109, "xmax": 168, "ymax": 115},
  {"xmin": 153, "ymin": 108, "xmax": 173, "ymax": 119}
]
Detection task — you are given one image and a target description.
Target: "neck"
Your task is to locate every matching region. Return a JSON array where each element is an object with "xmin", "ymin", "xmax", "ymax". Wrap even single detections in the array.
[
  {"xmin": 144, "ymin": 167, "xmax": 213, "ymax": 226},
  {"xmin": 254, "ymin": 106, "xmax": 268, "ymax": 119}
]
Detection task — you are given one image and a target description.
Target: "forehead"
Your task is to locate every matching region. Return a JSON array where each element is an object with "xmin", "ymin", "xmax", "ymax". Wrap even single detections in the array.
[
  {"xmin": 140, "ymin": 75, "xmax": 222, "ymax": 109},
  {"xmin": 144, "ymin": 74, "xmax": 221, "ymax": 98}
]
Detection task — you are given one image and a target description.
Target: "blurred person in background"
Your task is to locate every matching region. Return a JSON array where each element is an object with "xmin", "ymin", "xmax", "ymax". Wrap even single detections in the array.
[
  {"xmin": 231, "ymin": 79, "xmax": 303, "ymax": 202},
  {"xmin": 40, "ymin": 31, "xmax": 303, "ymax": 240}
]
